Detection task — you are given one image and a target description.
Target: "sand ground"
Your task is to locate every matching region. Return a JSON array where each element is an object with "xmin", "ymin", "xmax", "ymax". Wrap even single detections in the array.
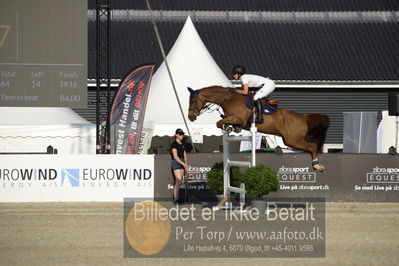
[{"xmin": 0, "ymin": 202, "xmax": 398, "ymax": 266}]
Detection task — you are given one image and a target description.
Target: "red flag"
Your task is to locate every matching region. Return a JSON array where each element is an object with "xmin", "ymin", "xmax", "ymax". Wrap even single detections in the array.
[{"xmin": 110, "ymin": 64, "xmax": 155, "ymax": 154}]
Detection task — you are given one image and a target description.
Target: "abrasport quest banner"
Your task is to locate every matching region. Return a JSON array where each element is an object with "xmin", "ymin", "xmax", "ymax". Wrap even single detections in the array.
[{"xmin": 110, "ymin": 64, "xmax": 155, "ymax": 154}]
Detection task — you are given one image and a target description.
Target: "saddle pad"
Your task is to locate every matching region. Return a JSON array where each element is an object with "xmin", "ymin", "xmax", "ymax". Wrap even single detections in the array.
[{"xmin": 245, "ymin": 95, "xmax": 277, "ymax": 115}]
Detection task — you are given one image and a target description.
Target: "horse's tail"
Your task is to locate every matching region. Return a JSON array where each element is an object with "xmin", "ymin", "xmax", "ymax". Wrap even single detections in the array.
[{"xmin": 305, "ymin": 114, "xmax": 330, "ymax": 152}]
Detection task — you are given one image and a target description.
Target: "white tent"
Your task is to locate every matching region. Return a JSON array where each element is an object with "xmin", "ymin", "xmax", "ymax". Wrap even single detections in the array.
[
  {"xmin": 144, "ymin": 16, "xmax": 233, "ymax": 137},
  {"xmin": 0, "ymin": 107, "xmax": 96, "ymax": 154}
]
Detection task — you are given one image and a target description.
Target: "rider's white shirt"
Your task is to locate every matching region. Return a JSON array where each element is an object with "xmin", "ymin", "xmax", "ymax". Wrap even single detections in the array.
[
  {"xmin": 240, "ymin": 74, "xmax": 269, "ymax": 88},
  {"xmin": 241, "ymin": 74, "xmax": 275, "ymax": 100}
]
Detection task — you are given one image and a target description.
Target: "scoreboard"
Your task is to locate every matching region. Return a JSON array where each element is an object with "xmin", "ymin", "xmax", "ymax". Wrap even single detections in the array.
[{"xmin": 0, "ymin": 0, "xmax": 87, "ymax": 107}]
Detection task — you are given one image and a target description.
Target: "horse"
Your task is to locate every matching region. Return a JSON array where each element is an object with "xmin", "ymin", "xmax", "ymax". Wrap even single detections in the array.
[{"xmin": 187, "ymin": 86, "xmax": 330, "ymax": 172}]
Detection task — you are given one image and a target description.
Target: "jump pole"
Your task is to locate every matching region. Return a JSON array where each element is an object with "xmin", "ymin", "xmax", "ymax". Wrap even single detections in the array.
[
  {"xmin": 146, "ymin": 0, "xmax": 196, "ymax": 152},
  {"xmin": 214, "ymin": 115, "xmax": 257, "ymax": 210}
]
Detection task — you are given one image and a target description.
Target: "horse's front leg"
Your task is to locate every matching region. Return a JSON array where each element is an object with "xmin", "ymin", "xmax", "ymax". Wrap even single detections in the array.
[{"xmin": 216, "ymin": 115, "xmax": 245, "ymax": 130}]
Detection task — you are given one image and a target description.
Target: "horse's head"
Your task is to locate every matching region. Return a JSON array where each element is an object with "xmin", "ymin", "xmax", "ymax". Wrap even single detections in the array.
[
  {"xmin": 187, "ymin": 86, "xmax": 231, "ymax": 122},
  {"xmin": 187, "ymin": 87, "xmax": 204, "ymax": 122}
]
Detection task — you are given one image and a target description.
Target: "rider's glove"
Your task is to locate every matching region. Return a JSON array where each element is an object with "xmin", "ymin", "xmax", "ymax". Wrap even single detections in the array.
[{"xmin": 228, "ymin": 87, "xmax": 237, "ymax": 93}]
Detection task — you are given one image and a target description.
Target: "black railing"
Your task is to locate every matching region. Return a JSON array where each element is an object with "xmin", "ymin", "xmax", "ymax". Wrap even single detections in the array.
[{"xmin": 0, "ymin": 145, "xmax": 58, "ymax": 155}]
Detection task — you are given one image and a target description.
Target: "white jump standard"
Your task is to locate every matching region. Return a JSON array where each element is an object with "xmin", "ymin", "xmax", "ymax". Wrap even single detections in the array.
[{"xmin": 214, "ymin": 118, "xmax": 257, "ymax": 210}]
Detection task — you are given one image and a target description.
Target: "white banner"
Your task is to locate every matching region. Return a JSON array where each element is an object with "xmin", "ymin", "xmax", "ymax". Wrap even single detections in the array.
[
  {"xmin": 191, "ymin": 127, "xmax": 204, "ymax": 144},
  {"xmin": 0, "ymin": 155, "xmax": 154, "ymax": 202}
]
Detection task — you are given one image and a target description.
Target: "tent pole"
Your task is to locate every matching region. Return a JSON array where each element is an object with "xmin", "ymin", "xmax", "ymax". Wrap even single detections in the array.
[{"xmin": 146, "ymin": 0, "xmax": 196, "ymax": 152}]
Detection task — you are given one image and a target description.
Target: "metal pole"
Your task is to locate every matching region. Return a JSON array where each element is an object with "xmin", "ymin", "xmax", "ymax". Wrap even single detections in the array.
[
  {"xmin": 396, "ymin": 116, "xmax": 399, "ymax": 152},
  {"xmin": 250, "ymin": 113, "xmax": 257, "ymax": 166},
  {"xmin": 95, "ymin": 0, "xmax": 111, "ymax": 154},
  {"xmin": 95, "ymin": 0, "xmax": 101, "ymax": 154},
  {"xmin": 223, "ymin": 130, "xmax": 230, "ymax": 198},
  {"xmin": 106, "ymin": 0, "xmax": 111, "ymax": 154},
  {"xmin": 145, "ymin": 0, "xmax": 196, "ymax": 152}
]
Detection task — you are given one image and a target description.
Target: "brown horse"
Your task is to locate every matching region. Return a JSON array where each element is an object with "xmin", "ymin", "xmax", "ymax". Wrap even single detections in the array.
[{"xmin": 187, "ymin": 86, "xmax": 330, "ymax": 172}]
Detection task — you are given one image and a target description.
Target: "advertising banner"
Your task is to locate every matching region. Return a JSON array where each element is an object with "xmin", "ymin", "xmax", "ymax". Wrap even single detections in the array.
[
  {"xmin": 154, "ymin": 153, "xmax": 222, "ymax": 201},
  {"xmin": 0, "ymin": 155, "xmax": 154, "ymax": 202},
  {"xmin": 341, "ymin": 154, "xmax": 399, "ymax": 201},
  {"xmin": 154, "ymin": 153, "xmax": 399, "ymax": 202},
  {"xmin": 110, "ymin": 64, "xmax": 155, "ymax": 154}
]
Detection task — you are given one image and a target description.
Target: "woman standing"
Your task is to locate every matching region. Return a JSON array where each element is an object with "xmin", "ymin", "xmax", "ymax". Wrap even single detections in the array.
[{"xmin": 171, "ymin": 128, "xmax": 188, "ymax": 204}]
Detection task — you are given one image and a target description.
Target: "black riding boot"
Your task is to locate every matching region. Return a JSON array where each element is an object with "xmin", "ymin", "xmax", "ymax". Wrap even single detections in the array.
[{"xmin": 255, "ymin": 100, "xmax": 264, "ymax": 124}]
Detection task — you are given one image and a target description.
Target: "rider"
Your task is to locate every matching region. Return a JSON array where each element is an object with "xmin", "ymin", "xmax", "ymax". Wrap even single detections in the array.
[{"xmin": 232, "ymin": 65, "xmax": 275, "ymax": 124}]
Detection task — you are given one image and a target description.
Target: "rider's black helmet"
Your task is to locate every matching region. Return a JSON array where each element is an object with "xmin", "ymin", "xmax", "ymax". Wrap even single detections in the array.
[{"xmin": 232, "ymin": 65, "xmax": 246, "ymax": 75}]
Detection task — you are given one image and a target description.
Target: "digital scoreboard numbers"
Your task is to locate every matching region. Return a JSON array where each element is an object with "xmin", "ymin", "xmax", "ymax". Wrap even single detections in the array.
[{"xmin": 0, "ymin": 0, "xmax": 87, "ymax": 107}]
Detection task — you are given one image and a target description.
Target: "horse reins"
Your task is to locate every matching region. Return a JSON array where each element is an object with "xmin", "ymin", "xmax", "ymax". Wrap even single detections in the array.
[{"xmin": 190, "ymin": 91, "xmax": 231, "ymax": 118}]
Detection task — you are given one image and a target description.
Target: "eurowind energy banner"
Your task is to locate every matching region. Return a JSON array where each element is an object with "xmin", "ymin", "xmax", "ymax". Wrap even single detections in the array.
[{"xmin": 110, "ymin": 64, "xmax": 155, "ymax": 154}]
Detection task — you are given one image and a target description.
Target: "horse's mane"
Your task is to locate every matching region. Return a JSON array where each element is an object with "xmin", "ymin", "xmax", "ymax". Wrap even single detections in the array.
[
  {"xmin": 200, "ymin": 85, "xmax": 230, "ymax": 92},
  {"xmin": 197, "ymin": 86, "xmax": 233, "ymax": 101}
]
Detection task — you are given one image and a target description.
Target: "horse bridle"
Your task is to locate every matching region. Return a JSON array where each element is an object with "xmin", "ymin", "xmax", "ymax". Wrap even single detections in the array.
[
  {"xmin": 188, "ymin": 92, "xmax": 203, "ymax": 120},
  {"xmin": 189, "ymin": 90, "xmax": 231, "ymax": 119}
]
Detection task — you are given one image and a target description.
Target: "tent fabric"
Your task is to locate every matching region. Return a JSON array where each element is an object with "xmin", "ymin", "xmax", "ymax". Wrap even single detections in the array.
[
  {"xmin": 0, "ymin": 107, "xmax": 96, "ymax": 154},
  {"xmin": 377, "ymin": 110, "xmax": 399, "ymax": 153},
  {"xmin": 0, "ymin": 107, "xmax": 92, "ymax": 125},
  {"xmin": 144, "ymin": 16, "xmax": 233, "ymax": 136},
  {"xmin": 147, "ymin": 124, "xmax": 223, "ymax": 137}
]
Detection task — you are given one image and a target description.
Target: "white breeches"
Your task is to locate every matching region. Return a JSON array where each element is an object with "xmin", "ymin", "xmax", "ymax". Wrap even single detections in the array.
[{"xmin": 253, "ymin": 79, "xmax": 275, "ymax": 101}]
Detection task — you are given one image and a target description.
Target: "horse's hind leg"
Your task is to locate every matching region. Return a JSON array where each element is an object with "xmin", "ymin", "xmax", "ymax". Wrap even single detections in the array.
[
  {"xmin": 283, "ymin": 137, "xmax": 326, "ymax": 173},
  {"xmin": 308, "ymin": 144, "xmax": 325, "ymax": 173}
]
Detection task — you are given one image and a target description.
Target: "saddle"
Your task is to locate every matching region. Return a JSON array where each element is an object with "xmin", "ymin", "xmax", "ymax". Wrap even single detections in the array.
[
  {"xmin": 247, "ymin": 93, "xmax": 279, "ymax": 106},
  {"xmin": 245, "ymin": 93, "xmax": 279, "ymax": 115}
]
